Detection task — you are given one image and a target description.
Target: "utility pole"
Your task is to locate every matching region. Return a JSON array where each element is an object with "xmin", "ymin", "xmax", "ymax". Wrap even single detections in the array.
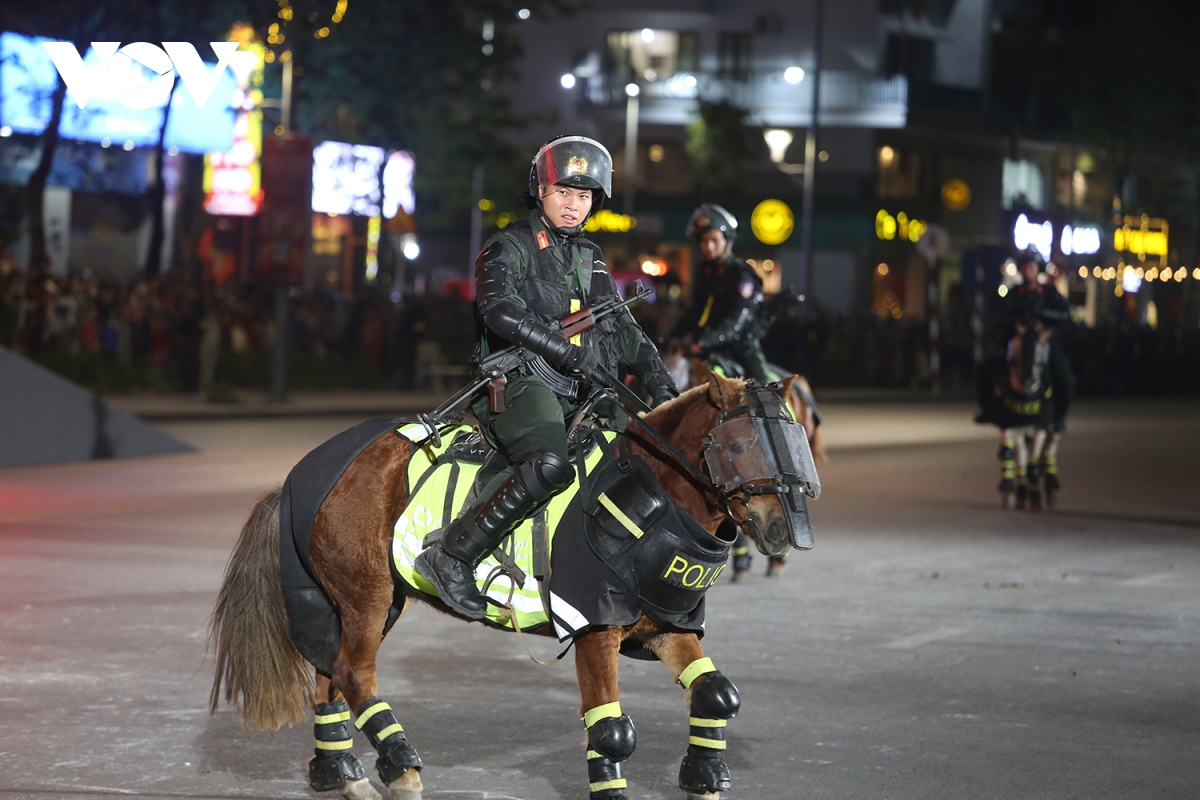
[
  {"xmin": 270, "ymin": 55, "xmax": 295, "ymax": 403},
  {"xmin": 798, "ymin": 0, "xmax": 824, "ymax": 317},
  {"xmin": 623, "ymin": 83, "xmax": 640, "ymax": 217}
]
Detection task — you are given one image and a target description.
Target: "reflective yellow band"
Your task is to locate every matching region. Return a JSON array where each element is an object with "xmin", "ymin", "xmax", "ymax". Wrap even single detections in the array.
[
  {"xmin": 689, "ymin": 735, "xmax": 727, "ymax": 750},
  {"xmin": 583, "ymin": 701, "xmax": 622, "ymax": 728},
  {"xmin": 315, "ymin": 738, "xmax": 354, "ymax": 750},
  {"xmin": 315, "ymin": 711, "xmax": 351, "ymax": 724},
  {"xmin": 733, "ymin": 547, "xmax": 749, "ymax": 555},
  {"xmin": 590, "ymin": 779, "xmax": 628, "ymax": 791},
  {"xmin": 698, "ymin": 295, "xmax": 715, "ymax": 327},
  {"xmin": 375, "ymin": 723, "xmax": 404, "ymax": 741},
  {"xmin": 586, "ymin": 749, "xmax": 603, "ymax": 760},
  {"xmin": 355, "ymin": 701, "xmax": 392, "ymax": 729},
  {"xmin": 599, "ymin": 493, "xmax": 644, "ymax": 539},
  {"xmin": 689, "ymin": 717, "xmax": 727, "ymax": 727},
  {"xmin": 679, "ymin": 657, "xmax": 716, "ymax": 688}
]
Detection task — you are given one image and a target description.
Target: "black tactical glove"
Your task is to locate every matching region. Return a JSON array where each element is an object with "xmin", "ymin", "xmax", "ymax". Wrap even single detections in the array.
[
  {"xmin": 561, "ymin": 346, "xmax": 603, "ymax": 380},
  {"xmin": 652, "ymin": 385, "xmax": 677, "ymax": 407}
]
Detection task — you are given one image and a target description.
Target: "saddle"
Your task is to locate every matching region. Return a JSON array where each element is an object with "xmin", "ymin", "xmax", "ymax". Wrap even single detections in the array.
[{"xmin": 391, "ymin": 420, "xmax": 732, "ymax": 654}]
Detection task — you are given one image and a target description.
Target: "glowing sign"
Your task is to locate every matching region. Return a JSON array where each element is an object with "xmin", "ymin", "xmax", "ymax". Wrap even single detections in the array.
[
  {"xmin": 875, "ymin": 209, "xmax": 926, "ymax": 243},
  {"xmin": 1113, "ymin": 215, "xmax": 1168, "ymax": 265},
  {"xmin": 583, "ymin": 209, "xmax": 636, "ymax": 233},
  {"xmin": 1013, "ymin": 213, "xmax": 1052, "ymax": 260},
  {"xmin": 312, "ymin": 140, "xmax": 386, "ymax": 216},
  {"xmin": 751, "ymin": 199, "xmax": 794, "ymax": 245},
  {"xmin": 203, "ymin": 26, "xmax": 264, "ymax": 216},
  {"xmin": 941, "ymin": 179, "xmax": 971, "ymax": 211},
  {"xmin": 1060, "ymin": 224, "xmax": 1100, "ymax": 256},
  {"xmin": 382, "ymin": 150, "xmax": 415, "ymax": 218}
]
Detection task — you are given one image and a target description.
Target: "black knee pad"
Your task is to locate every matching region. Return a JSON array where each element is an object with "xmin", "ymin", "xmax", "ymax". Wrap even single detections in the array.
[
  {"xmin": 516, "ymin": 448, "xmax": 574, "ymax": 500},
  {"xmin": 690, "ymin": 671, "xmax": 740, "ymax": 720},
  {"xmin": 588, "ymin": 714, "xmax": 636, "ymax": 762}
]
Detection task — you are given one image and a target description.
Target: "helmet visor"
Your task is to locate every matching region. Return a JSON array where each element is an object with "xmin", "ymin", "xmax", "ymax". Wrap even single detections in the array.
[{"xmin": 535, "ymin": 136, "xmax": 613, "ymax": 198}]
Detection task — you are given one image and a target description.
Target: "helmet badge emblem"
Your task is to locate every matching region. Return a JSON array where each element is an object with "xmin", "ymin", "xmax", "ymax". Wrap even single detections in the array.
[{"xmin": 566, "ymin": 155, "xmax": 589, "ymax": 175}]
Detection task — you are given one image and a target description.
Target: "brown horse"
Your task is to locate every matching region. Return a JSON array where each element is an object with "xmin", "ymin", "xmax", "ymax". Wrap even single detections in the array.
[{"xmin": 209, "ymin": 372, "xmax": 808, "ymax": 800}]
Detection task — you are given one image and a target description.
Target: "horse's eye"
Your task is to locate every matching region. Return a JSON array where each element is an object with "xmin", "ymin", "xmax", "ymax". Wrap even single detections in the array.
[{"xmin": 729, "ymin": 443, "xmax": 744, "ymax": 455}]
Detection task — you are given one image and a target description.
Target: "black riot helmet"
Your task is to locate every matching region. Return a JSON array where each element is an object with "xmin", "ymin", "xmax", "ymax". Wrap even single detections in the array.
[
  {"xmin": 686, "ymin": 204, "xmax": 738, "ymax": 244},
  {"xmin": 519, "ymin": 135, "xmax": 613, "ymax": 235}
]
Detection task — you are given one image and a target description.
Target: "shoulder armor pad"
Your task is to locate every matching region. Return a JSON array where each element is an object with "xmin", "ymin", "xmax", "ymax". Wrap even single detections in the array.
[{"xmin": 475, "ymin": 240, "xmax": 508, "ymax": 269}]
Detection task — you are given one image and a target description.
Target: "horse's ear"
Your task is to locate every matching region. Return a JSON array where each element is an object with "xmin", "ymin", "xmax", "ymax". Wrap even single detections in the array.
[
  {"xmin": 777, "ymin": 374, "xmax": 798, "ymax": 401},
  {"xmin": 706, "ymin": 369, "xmax": 733, "ymax": 406}
]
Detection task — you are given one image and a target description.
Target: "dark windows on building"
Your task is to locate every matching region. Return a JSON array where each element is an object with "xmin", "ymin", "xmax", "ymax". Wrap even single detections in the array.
[
  {"xmin": 884, "ymin": 33, "xmax": 935, "ymax": 84},
  {"xmin": 606, "ymin": 29, "xmax": 698, "ymax": 87},
  {"xmin": 717, "ymin": 31, "xmax": 752, "ymax": 81}
]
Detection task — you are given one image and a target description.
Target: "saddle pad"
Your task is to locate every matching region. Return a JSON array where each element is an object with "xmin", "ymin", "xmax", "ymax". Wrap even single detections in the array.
[{"xmin": 392, "ymin": 426, "xmax": 618, "ymax": 638}]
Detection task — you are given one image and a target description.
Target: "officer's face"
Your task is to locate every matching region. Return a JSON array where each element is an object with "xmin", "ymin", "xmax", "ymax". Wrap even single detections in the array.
[
  {"xmin": 1019, "ymin": 260, "xmax": 1039, "ymax": 284},
  {"xmin": 698, "ymin": 229, "xmax": 728, "ymax": 262},
  {"xmin": 540, "ymin": 184, "xmax": 593, "ymax": 230}
]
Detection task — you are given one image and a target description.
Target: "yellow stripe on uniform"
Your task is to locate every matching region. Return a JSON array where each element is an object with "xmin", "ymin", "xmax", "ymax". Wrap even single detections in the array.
[
  {"xmin": 314, "ymin": 710, "xmax": 351, "ymax": 724},
  {"xmin": 689, "ymin": 735, "xmax": 727, "ymax": 749},
  {"xmin": 583, "ymin": 701, "xmax": 622, "ymax": 728},
  {"xmin": 698, "ymin": 295, "xmax": 715, "ymax": 327},
  {"xmin": 355, "ymin": 701, "xmax": 392, "ymax": 729},
  {"xmin": 598, "ymin": 493, "xmax": 644, "ymax": 539},
  {"xmin": 689, "ymin": 717, "xmax": 727, "ymax": 727},
  {"xmin": 315, "ymin": 738, "xmax": 354, "ymax": 750},
  {"xmin": 678, "ymin": 657, "xmax": 716, "ymax": 688},
  {"xmin": 570, "ymin": 299, "xmax": 583, "ymax": 345},
  {"xmin": 589, "ymin": 779, "xmax": 628, "ymax": 791}
]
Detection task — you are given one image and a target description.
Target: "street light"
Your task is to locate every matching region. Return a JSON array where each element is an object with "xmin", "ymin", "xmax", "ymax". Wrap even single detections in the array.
[
  {"xmin": 764, "ymin": 128, "xmax": 794, "ymax": 164},
  {"xmin": 784, "ymin": 66, "xmax": 805, "ymax": 84},
  {"xmin": 560, "ymin": 73, "xmax": 576, "ymax": 89},
  {"xmin": 624, "ymin": 84, "xmax": 640, "ymax": 216}
]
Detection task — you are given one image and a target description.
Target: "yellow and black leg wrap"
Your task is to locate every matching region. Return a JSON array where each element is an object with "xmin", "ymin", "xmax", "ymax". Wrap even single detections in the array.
[
  {"xmin": 732, "ymin": 528, "xmax": 752, "ymax": 573},
  {"xmin": 999, "ymin": 440, "xmax": 1016, "ymax": 493},
  {"xmin": 1043, "ymin": 455, "xmax": 1059, "ymax": 490},
  {"xmin": 355, "ymin": 697, "xmax": 423, "ymax": 786},
  {"xmin": 583, "ymin": 701, "xmax": 635, "ymax": 799},
  {"xmin": 677, "ymin": 658, "xmax": 738, "ymax": 795},
  {"xmin": 309, "ymin": 700, "xmax": 365, "ymax": 792}
]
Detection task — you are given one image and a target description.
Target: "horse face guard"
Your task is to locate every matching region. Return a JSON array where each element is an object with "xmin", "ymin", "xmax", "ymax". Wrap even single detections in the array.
[{"xmin": 703, "ymin": 382, "xmax": 820, "ymax": 554}]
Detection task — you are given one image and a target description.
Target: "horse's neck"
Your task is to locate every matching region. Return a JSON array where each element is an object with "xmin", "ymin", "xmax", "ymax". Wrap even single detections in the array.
[{"xmin": 625, "ymin": 390, "xmax": 725, "ymax": 532}]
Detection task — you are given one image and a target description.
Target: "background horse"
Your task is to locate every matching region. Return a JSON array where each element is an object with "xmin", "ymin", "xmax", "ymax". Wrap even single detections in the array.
[
  {"xmin": 209, "ymin": 372, "xmax": 806, "ymax": 800},
  {"xmin": 986, "ymin": 329, "xmax": 1058, "ymax": 510},
  {"xmin": 664, "ymin": 348, "xmax": 824, "ymax": 579}
]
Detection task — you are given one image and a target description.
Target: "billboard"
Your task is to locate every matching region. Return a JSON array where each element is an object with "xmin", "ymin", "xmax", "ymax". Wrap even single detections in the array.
[
  {"xmin": 0, "ymin": 32, "xmax": 236, "ymax": 153},
  {"xmin": 311, "ymin": 141, "xmax": 415, "ymax": 218}
]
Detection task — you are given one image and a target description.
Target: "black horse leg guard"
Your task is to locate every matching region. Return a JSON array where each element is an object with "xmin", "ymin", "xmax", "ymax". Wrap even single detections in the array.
[
  {"xmin": 355, "ymin": 697, "xmax": 423, "ymax": 786},
  {"xmin": 677, "ymin": 658, "xmax": 739, "ymax": 795},
  {"xmin": 998, "ymin": 440, "xmax": 1015, "ymax": 494},
  {"xmin": 583, "ymin": 701, "xmax": 636, "ymax": 799},
  {"xmin": 309, "ymin": 700, "xmax": 366, "ymax": 793},
  {"xmin": 731, "ymin": 527, "xmax": 752, "ymax": 576},
  {"xmin": 1043, "ymin": 455, "xmax": 1060, "ymax": 490}
]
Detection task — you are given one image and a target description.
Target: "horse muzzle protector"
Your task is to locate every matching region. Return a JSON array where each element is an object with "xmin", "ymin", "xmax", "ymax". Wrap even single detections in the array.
[{"xmin": 702, "ymin": 385, "xmax": 821, "ymax": 551}]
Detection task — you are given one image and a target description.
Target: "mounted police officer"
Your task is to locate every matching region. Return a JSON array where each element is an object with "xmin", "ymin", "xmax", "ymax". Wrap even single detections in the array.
[
  {"xmin": 415, "ymin": 135, "xmax": 679, "ymax": 619},
  {"xmin": 976, "ymin": 251, "xmax": 1075, "ymax": 429},
  {"xmin": 670, "ymin": 204, "xmax": 772, "ymax": 383}
]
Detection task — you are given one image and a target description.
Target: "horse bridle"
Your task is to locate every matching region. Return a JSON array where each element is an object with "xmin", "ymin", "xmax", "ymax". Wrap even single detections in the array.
[{"xmin": 613, "ymin": 381, "xmax": 818, "ymax": 548}]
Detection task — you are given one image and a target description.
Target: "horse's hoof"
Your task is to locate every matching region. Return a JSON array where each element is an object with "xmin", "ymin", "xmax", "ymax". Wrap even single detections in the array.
[
  {"xmin": 686, "ymin": 792, "xmax": 721, "ymax": 800},
  {"xmin": 765, "ymin": 558, "xmax": 787, "ymax": 578},
  {"xmin": 1029, "ymin": 493, "xmax": 1043, "ymax": 512},
  {"xmin": 341, "ymin": 778, "xmax": 383, "ymax": 800},
  {"xmin": 387, "ymin": 768, "xmax": 423, "ymax": 800},
  {"xmin": 1044, "ymin": 489, "xmax": 1056, "ymax": 509},
  {"xmin": 730, "ymin": 570, "xmax": 747, "ymax": 583},
  {"xmin": 1002, "ymin": 493, "xmax": 1015, "ymax": 510}
]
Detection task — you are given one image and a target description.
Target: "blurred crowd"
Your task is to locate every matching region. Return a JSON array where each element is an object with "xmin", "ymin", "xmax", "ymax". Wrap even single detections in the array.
[
  {"xmin": 0, "ymin": 263, "xmax": 477, "ymax": 393},
  {"xmin": 2, "ymin": 258, "xmax": 1196, "ymax": 397}
]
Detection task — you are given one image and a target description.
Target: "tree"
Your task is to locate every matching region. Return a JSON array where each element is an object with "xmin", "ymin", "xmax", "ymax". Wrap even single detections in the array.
[{"xmin": 685, "ymin": 100, "xmax": 754, "ymax": 199}]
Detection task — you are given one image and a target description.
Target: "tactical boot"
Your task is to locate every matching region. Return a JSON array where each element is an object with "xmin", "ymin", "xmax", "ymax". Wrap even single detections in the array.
[{"xmin": 414, "ymin": 448, "xmax": 573, "ymax": 619}]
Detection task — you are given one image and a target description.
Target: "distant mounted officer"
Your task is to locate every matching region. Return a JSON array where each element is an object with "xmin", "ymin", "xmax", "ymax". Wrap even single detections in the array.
[
  {"xmin": 670, "ymin": 204, "xmax": 772, "ymax": 382},
  {"xmin": 414, "ymin": 135, "xmax": 678, "ymax": 619}
]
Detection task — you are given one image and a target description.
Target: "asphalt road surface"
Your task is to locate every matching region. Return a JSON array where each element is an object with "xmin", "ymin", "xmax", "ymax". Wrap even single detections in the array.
[{"xmin": 0, "ymin": 400, "xmax": 1197, "ymax": 800}]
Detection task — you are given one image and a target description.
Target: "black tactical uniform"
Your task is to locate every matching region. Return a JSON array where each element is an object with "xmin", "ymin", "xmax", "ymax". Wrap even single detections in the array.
[
  {"xmin": 415, "ymin": 136, "xmax": 677, "ymax": 619},
  {"xmin": 671, "ymin": 205, "xmax": 772, "ymax": 383}
]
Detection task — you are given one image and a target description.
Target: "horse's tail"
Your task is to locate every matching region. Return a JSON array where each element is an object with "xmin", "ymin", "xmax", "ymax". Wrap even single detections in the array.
[{"xmin": 209, "ymin": 486, "xmax": 312, "ymax": 730}]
